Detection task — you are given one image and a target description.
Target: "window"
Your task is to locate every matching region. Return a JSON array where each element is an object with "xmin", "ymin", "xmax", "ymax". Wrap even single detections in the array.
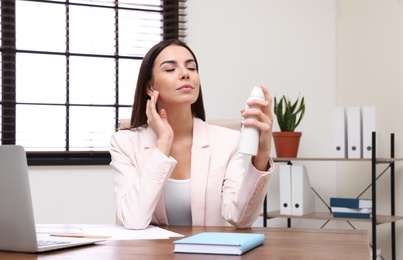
[{"xmin": 1, "ymin": 0, "xmax": 186, "ymax": 165}]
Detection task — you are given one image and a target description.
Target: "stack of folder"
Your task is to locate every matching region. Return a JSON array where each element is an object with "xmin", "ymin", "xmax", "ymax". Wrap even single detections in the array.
[
  {"xmin": 333, "ymin": 106, "xmax": 376, "ymax": 159},
  {"xmin": 330, "ymin": 197, "xmax": 372, "ymax": 219},
  {"xmin": 279, "ymin": 165, "xmax": 315, "ymax": 216}
]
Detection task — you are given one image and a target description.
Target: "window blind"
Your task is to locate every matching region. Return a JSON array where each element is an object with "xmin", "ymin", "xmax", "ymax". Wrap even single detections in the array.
[{"xmin": 0, "ymin": 0, "xmax": 187, "ymax": 165}]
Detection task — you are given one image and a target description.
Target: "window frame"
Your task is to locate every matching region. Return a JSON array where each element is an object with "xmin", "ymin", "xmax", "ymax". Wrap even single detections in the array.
[{"xmin": 0, "ymin": 0, "xmax": 186, "ymax": 165}]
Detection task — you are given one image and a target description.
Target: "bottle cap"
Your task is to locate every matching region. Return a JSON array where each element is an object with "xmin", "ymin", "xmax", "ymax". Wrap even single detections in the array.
[{"xmin": 250, "ymin": 86, "xmax": 264, "ymax": 99}]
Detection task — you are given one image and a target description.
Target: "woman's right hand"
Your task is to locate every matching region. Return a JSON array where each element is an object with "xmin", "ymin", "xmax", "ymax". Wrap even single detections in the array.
[{"xmin": 146, "ymin": 90, "xmax": 173, "ymax": 156}]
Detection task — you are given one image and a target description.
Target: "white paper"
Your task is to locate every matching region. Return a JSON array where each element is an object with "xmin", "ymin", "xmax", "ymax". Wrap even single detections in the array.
[
  {"xmin": 36, "ymin": 224, "xmax": 83, "ymax": 234},
  {"xmin": 82, "ymin": 225, "xmax": 183, "ymax": 240},
  {"xmin": 36, "ymin": 224, "xmax": 184, "ymax": 240}
]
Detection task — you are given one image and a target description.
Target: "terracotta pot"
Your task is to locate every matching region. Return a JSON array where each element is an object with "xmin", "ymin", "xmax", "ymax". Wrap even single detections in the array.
[{"xmin": 272, "ymin": 132, "xmax": 302, "ymax": 158}]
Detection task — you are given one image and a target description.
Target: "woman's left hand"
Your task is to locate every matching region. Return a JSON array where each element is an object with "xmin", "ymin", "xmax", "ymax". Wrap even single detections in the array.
[{"xmin": 240, "ymin": 85, "xmax": 273, "ymax": 171}]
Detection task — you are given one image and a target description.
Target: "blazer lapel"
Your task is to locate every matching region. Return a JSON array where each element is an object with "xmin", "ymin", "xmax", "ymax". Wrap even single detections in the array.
[
  {"xmin": 141, "ymin": 120, "xmax": 211, "ymax": 226},
  {"xmin": 190, "ymin": 118, "xmax": 210, "ymax": 226}
]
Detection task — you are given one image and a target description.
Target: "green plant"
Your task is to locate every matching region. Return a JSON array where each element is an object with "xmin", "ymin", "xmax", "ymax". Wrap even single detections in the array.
[{"xmin": 274, "ymin": 95, "xmax": 305, "ymax": 132}]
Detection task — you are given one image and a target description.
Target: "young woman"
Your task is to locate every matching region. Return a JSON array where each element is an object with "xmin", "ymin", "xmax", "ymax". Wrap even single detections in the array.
[{"xmin": 110, "ymin": 39, "xmax": 274, "ymax": 229}]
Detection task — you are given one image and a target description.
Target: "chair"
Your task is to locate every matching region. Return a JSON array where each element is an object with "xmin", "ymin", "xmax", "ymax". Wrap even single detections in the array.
[
  {"xmin": 206, "ymin": 119, "xmax": 241, "ymax": 131},
  {"xmin": 118, "ymin": 118, "xmax": 241, "ymax": 131}
]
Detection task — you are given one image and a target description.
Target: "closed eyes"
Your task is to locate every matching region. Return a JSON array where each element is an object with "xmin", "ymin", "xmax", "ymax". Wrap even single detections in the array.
[{"xmin": 164, "ymin": 67, "xmax": 196, "ymax": 72}]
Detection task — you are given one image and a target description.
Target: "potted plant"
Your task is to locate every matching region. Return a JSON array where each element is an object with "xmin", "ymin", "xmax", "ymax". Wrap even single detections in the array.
[{"xmin": 272, "ymin": 95, "xmax": 305, "ymax": 158}]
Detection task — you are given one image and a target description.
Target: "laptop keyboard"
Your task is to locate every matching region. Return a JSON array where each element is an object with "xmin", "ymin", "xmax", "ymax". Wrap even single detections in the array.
[{"xmin": 38, "ymin": 240, "xmax": 71, "ymax": 247}]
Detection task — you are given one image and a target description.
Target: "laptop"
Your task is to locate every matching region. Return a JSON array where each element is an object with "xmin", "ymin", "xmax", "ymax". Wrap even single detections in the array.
[{"xmin": 0, "ymin": 145, "xmax": 106, "ymax": 253}]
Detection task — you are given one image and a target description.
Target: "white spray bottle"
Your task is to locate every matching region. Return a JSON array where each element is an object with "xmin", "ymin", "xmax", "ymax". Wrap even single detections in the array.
[{"xmin": 238, "ymin": 86, "xmax": 265, "ymax": 155}]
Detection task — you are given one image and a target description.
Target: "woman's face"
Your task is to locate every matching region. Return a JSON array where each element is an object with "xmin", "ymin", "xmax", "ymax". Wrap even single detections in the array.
[{"xmin": 149, "ymin": 45, "xmax": 200, "ymax": 108}]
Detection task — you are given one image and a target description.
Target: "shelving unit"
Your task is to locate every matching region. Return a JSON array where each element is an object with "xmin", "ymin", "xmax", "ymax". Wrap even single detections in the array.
[{"xmin": 262, "ymin": 132, "xmax": 403, "ymax": 260}]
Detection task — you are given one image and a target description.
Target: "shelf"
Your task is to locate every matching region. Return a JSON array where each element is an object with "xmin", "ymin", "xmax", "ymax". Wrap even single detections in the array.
[
  {"xmin": 264, "ymin": 211, "xmax": 403, "ymax": 224},
  {"xmin": 273, "ymin": 157, "xmax": 403, "ymax": 163},
  {"xmin": 265, "ymin": 133, "xmax": 400, "ymax": 260}
]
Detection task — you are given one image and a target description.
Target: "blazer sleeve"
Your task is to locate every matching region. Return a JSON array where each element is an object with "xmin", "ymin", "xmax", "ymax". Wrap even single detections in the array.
[
  {"xmin": 220, "ymin": 136, "xmax": 274, "ymax": 229},
  {"xmin": 110, "ymin": 130, "xmax": 177, "ymax": 229}
]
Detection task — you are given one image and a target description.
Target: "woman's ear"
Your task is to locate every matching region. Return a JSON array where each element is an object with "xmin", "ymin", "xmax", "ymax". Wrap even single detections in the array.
[{"xmin": 146, "ymin": 84, "xmax": 154, "ymax": 97}]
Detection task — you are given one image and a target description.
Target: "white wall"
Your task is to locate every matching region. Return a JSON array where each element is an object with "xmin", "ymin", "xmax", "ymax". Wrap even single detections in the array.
[
  {"xmin": 29, "ymin": 166, "xmax": 116, "ymax": 224},
  {"xmin": 29, "ymin": 0, "xmax": 403, "ymax": 258},
  {"xmin": 30, "ymin": 0, "xmax": 338, "ymax": 226},
  {"xmin": 187, "ymin": 0, "xmax": 338, "ymax": 229},
  {"xmin": 336, "ymin": 1, "xmax": 403, "ymax": 259}
]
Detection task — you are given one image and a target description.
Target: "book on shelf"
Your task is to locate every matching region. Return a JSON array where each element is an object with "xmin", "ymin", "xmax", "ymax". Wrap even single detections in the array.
[
  {"xmin": 331, "ymin": 207, "xmax": 372, "ymax": 214},
  {"xmin": 330, "ymin": 197, "xmax": 372, "ymax": 209},
  {"xmin": 173, "ymin": 232, "xmax": 265, "ymax": 255},
  {"xmin": 333, "ymin": 212, "xmax": 372, "ymax": 219}
]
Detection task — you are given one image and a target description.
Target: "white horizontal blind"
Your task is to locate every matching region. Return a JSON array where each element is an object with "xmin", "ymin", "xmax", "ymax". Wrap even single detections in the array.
[{"xmin": 1, "ymin": 0, "xmax": 187, "ymax": 154}]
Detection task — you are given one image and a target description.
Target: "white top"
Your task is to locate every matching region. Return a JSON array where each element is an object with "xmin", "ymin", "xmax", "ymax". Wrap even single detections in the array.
[{"xmin": 163, "ymin": 178, "xmax": 192, "ymax": 226}]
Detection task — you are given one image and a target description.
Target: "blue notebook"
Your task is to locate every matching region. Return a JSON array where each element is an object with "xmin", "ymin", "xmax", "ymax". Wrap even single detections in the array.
[
  {"xmin": 173, "ymin": 232, "xmax": 265, "ymax": 255},
  {"xmin": 333, "ymin": 212, "xmax": 372, "ymax": 219}
]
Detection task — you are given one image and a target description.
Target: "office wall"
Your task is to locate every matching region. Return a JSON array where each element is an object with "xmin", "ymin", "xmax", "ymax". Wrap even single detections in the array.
[
  {"xmin": 28, "ymin": 0, "xmax": 403, "ymax": 257},
  {"xmin": 28, "ymin": 166, "xmax": 116, "ymax": 224},
  {"xmin": 186, "ymin": 0, "xmax": 338, "ymax": 228},
  {"xmin": 29, "ymin": 0, "xmax": 338, "ymax": 227},
  {"xmin": 337, "ymin": 1, "xmax": 403, "ymax": 259}
]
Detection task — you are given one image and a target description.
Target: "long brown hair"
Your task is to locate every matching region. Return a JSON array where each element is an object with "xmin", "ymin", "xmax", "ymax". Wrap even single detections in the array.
[{"xmin": 130, "ymin": 39, "xmax": 205, "ymax": 128}]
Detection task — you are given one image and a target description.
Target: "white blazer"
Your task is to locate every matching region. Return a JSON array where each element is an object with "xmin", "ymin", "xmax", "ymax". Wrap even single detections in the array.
[{"xmin": 110, "ymin": 118, "xmax": 274, "ymax": 229}]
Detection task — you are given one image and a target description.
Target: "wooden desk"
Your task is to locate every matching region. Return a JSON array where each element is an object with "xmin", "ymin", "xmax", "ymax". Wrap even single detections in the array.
[{"xmin": 0, "ymin": 226, "xmax": 370, "ymax": 259}]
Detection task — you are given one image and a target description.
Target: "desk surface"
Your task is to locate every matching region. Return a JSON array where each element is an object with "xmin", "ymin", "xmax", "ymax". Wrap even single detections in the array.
[{"xmin": 1, "ymin": 226, "xmax": 370, "ymax": 259}]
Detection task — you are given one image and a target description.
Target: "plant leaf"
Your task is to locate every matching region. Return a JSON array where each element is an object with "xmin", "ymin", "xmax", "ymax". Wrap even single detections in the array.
[{"xmin": 273, "ymin": 95, "xmax": 305, "ymax": 132}]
